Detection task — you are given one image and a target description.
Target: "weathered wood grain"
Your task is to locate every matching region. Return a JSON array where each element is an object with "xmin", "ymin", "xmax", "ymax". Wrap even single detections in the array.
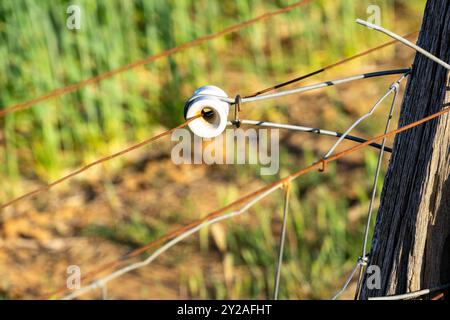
[{"xmin": 361, "ymin": 0, "xmax": 450, "ymax": 299}]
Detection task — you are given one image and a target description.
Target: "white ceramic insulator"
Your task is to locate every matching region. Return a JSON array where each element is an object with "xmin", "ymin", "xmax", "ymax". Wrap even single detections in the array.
[{"xmin": 184, "ymin": 85, "xmax": 229, "ymax": 138}]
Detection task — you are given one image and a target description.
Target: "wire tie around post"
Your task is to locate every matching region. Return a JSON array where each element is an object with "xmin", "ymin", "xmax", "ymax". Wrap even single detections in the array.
[
  {"xmin": 233, "ymin": 94, "xmax": 242, "ymax": 128},
  {"xmin": 390, "ymin": 82, "xmax": 400, "ymax": 93},
  {"xmin": 281, "ymin": 181, "xmax": 291, "ymax": 192}
]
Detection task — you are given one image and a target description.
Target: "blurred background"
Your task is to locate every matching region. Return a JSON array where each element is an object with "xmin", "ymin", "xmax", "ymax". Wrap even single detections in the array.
[{"xmin": 0, "ymin": 0, "xmax": 425, "ymax": 299}]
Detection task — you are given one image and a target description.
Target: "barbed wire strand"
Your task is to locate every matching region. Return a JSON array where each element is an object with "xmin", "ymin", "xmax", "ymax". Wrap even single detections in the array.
[
  {"xmin": 0, "ymin": 115, "xmax": 200, "ymax": 210},
  {"xmin": 244, "ymin": 31, "xmax": 418, "ymax": 98},
  {"xmin": 0, "ymin": 0, "xmax": 313, "ymax": 118},
  {"xmin": 273, "ymin": 183, "xmax": 291, "ymax": 300},
  {"xmin": 232, "ymin": 120, "xmax": 392, "ymax": 153},
  {"xmin": 50, "ymin": 105, "xmax": 450, "ymax": 300},
  {"xmin": 62, "ymin": 184, "xmax": 281, "ymax": 300}
]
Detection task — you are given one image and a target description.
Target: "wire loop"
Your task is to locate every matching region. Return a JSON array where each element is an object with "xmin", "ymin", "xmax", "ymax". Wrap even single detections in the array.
[
  {"xmin": 232, "ymin": 94, "xmax": 242, "ymax": 128},
  {"xmin": 390, "ymin": 82, "xmax": 400, "ymax": 92},
  {"xmin": 318, "ymin": 159, "xmax": 327, "ymax": 173}
]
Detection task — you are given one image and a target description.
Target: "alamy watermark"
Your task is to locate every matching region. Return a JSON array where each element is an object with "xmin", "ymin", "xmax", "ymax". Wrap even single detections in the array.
[
  {"xmin": 66, "ymin": 265, "xmax": 81, "ymax": 290},
  {"xmin": 171, "ymin": 128, "xmax": 280, "ymax": 176},
  {"xmin": 67, "ymin": 5, "xmax": 81, "ymax": 30}
]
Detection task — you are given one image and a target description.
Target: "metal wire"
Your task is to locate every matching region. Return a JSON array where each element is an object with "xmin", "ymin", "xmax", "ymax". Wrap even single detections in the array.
[
  {"xmin": 232, "ymin": 120, "xmax": 393, "ymax": 153},
  {"xmin": 353, "ymin": 86, "xmax": 398, "ymax": 298},
  {"xmin": 273, "ymin": 184, "xmax": 291, "ymax": 300},
  {"xmin": 0, "ymin": 115, "xmax": 200, "ymax": 211},
  {"xmin": 62, "ymin": 183, "xmax": 281, "ymax": 300},
  {"xmin": 7, "ymin": 17, "xmax": 435, "ymax": 298},
  {"xmin": 239, "ymin": 69, "xmax": 410, "ymax": 105},
  {"xmin": 45, "ymin": 105, "xmax": 450, "ymax": 299},
  {"xmin": 330, "ymin": 75, "xmax": 404, "ymax": 300},
  {"xmin": 192, "ymin": 69, "xmax": 411, "ymax": 106},
  {"xmin": 323, "ymin": 72, "xmax": 409, "ymax": 159},
  {"xmin": 0, "ymin": 3, "xmax": 441, "ymax": 302},
  {"xmin": 357, "ymin": 19, "xmax": 450, "ymax": 70},
  {"xmin": 101, "ymin": 283, "xmax": 108, "ymax": 300},
  {"xmin": 368, "ymin": 283, "xmax": 450, "ymax": 301},
  {"xmin": 0, "ymin": 0, "xmax": 313, "ymax": 118},
  {"xmin": 64, "ymin": 90, "xmax": 442, "ymax": 299},
  {"xmin": 331, "ymin": 261, "xmax": 360, "ymax": 300},
  {"xmin": 7, "ymin": 61, "xmax": 409, "ymax": 223},
  {"xmin": 361, "ymin": 87, "xmax": 400, "ymax": 259},
  {"xmin": 2, "ymin": 57, "xmax": 448, "ymax": 300}
]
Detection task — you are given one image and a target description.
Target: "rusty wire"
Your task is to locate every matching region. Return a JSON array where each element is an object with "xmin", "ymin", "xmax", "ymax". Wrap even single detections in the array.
[
  {"xmin": 368, "ymin": 283, "xmax": 450, "ymax": 300},
  {"xmin": 46, "ymin": 105, "xmax": 450, "ymax": 300},
  {"xmin": 0, "ymin": 0, "xmax": 313, "ymax": 118}
]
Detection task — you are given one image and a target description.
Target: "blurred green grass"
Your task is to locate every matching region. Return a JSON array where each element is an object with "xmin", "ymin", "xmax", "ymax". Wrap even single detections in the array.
[{"xmin": 0, "ymin": 0, "xmax": 425, "ymax": 299}]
